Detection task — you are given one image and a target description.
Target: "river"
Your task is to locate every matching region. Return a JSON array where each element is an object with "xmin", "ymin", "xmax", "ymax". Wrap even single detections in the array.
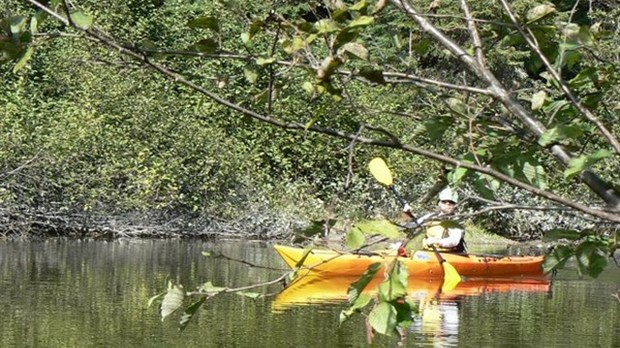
[{"xmin": 0, "ymin": 239, "xmax": 618, "ymax": 347}]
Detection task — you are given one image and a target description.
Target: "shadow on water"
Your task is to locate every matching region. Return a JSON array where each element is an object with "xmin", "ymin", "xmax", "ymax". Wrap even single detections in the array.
[{"xmin": 0, "ymin": 239, "xmax": 618, "ymax": 348}]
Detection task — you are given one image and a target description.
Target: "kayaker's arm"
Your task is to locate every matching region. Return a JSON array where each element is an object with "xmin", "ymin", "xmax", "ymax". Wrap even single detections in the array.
[{"xmin": 423, "ymin": 228, "xmax": 464, "ymax": 249}]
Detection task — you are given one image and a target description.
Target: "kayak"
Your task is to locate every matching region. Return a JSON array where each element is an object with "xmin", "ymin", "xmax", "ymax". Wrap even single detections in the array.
[
  {"xmin": 273, "ymin": 244, "xmax": 546, "ymax": 278},
  {"xmin": 272, "ymin": 274, "xmax": 551, "ymax": 312}
]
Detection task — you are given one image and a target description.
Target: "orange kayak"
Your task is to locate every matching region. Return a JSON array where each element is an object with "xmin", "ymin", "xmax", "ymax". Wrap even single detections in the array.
[
  {"xmin": 274, "ymin": 244, "xmax": 546, "ymax": 278},
  {"xmin": 272, "ymin": 274, "xmax": 550, "ymax": 312}
]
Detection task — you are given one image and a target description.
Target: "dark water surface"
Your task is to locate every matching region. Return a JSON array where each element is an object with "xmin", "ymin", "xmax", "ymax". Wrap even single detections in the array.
[{"xmin": 0, "ymin": 239, "xmax": 618, "ymax": 348}]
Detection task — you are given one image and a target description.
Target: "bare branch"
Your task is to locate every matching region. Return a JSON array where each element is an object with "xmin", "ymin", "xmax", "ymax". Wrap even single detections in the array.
[{"xmin": 459, "ymin": 0, "xmax": 486, "ymax": 68}]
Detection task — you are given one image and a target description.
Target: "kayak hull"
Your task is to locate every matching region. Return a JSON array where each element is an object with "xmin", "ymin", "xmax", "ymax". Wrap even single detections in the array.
[{"xmin": 273, "ymin": 244, "xmax": 545, "ymax": 278}]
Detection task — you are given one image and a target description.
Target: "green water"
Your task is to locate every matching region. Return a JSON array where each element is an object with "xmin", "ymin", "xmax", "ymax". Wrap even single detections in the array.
[{"xmin": 0, "ymin": 239, "xmax": 618, "ymax": 347}]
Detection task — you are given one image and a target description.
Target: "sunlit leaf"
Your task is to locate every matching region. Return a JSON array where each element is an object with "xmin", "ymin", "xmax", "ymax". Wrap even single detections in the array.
[
  {"xmin": 314, "ymin": 19, "xmax": 339, "ymax": 34},
  {"xmin": 368, "ymin": 302, "xmax": 397, "ymax": 335},
  {"xmin": 201, "ymin": 251, "xmax": 212, "ymax": 257},
  {"xmin": 236, "ymin": 291, "xmax": 262, "ymax": 299},
  {"xmin": 243, "ymin": 64, "xmax": 258, "ymax": 84},
  {"xmin": 9, "ymin": 16, "xmax": 27, "ymax": 34},
  {"xmin": 197, "ymin": 281, "xmax": 226, "ymax": 294},
  {"xmin": 347, "ymin": 16, "xmax": 374, "ymax": 28},
  {"xmin": 160, "ymin": 282, "xmax": 185, "ymax": 321},
  {"xmin": 12, "ymin": 46, "xmax": 33, "ymax": 73},
  {"xmin": 345, "ymin": 227, "xmax": 366, "ymax": 249},
  {"xmin": 339, "ymin": 42, "xmax": 368, "ymax": 60},
  {"xmin": 256, "ymin": 56, "xmax": 275, "ymax": 66},
  {"xmin": 190, "ymin": 38, "xmax": 218, "ymax": 53},
  {"xmin": 353, "ymin": 219, "xmax": 401, "ymax": 239},
  {"xmin": 187, "ymin": 16, "xmax": 220, "ymax": 32},
  {"xmin": 531, "ymin": 90, "xmax": 546, "ymax": 110},
  {"xmin": 538, "ymin": 123, "xmax": 585, "ymax": 146},
  {"xmin": 526, "ymin": 4, "xmax": 556, "ymax": 23},
  {"xmin": 179, "ymin": 297, "xmax": 205, "ymax": 331},
  {"xmin": 69, "ymin": 11, "xmax": 93, "ymax": 30},
  {"xmin": 564, "ymin": 149, "xmax": 612, "ymax": 180},
  {"xmin": 349, "ymin": 0, "xmax": 370, "ymax": 12},
  {"xmin": 522, "ymin": 161, "xmax": 547, "ymax": 189}
]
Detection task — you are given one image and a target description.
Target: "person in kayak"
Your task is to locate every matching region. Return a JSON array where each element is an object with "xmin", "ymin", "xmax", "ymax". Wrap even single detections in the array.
[{"xmin": 403, "ymin": 187, "xmax": 466, "ymax": 253}]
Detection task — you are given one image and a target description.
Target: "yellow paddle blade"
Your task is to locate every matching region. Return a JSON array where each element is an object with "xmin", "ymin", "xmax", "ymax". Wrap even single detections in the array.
[
  {"xmin": 368, "ymin": 157, "xmax": 393, "ymax": 186},
  {"xmin": 440, "ymin": 261, "xmax": 462, "ymax": 292}
]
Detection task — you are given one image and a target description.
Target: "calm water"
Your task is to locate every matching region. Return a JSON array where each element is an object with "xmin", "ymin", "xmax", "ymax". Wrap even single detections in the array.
[{"xmin": 0, "ymin": 239, "xmax": 618, "ymax": 348}]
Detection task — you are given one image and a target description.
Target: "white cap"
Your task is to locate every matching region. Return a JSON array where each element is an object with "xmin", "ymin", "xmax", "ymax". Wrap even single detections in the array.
[{"xmin": 438, "ymin": 187, "xmax": 458, "ymax": 203}]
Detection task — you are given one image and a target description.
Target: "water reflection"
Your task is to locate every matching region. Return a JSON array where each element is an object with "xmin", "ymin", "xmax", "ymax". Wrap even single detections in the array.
[
  {"xmin": 273, "ymin": 274, "xmax": 551, "ymax": 346},
  {"xmin": 0, "ymin": 239, "xmax": 617, "ymax": 348}
]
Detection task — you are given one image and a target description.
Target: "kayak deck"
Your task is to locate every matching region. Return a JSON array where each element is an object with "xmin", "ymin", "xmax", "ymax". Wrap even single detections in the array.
[{"xmin": 274, "ymin": 244, "xmax": 545, "ymax": 278}]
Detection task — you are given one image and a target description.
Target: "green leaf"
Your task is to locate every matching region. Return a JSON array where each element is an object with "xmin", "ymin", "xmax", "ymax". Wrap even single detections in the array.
[
  {"xmin": 12, "ymin": 46, "xmax": 33, "ymax": 73},
  {"xmin": 564, "ymin": 149, "xmax": 612, "ymax": 180},
  {"xmin": 339, "ymin": 42, "xmax": 368, "ymax": 60},
  {"xmin": 201, "ymin": 251, "xmax": 212, "ymax": 257},
  {"xmin": 189, "ymin": 38, "xmax": 218, "ymax": 53},
  {"xmin": 243, "ymin": 64, "xmax": 259, "ymax": 84},
  {"xmin": 314, "ymin": 19, "xmax": 339, "ymax": 34},
  {"xmin": 188, "ymin": 16, "xmax": 220, "ymax": 32},
  {"xmin": 522, "ymin": 161, "xmax": 547, "ymax": 189},
  {"xmin": 543, "ymin": 245, "xmax": 573, "ymax": 273},
  {"xmin": 9, "ymin": 16, "xmax": 27, "ymax": 34},
  {"xmin": 542, "ymin": 229, "xmax": 582, "ymax": 242},
  {"xmin": 575, "ymin": 242, "xmax": 608, "ymax": 278},
  {"xmin": 531, "ymin": 90, "xmax": 546, "ymax": 110},
  {"xmin": 294, "ymin": 246, "xmax": 313, "ymax": 269},
  {"xmin": 345, "ymin": 227, "xmax": 366, "ymax": 249},
  {"xmin": 160, "ymin": 282, "xmax": 185, "ymax": 321},
  {"xmin": 378, "ymin": 262, "xmax": 408, "ymax": 302},
  {"xmin": 282, "ymin": 36, "xmax": 310, "ymax": 54},
  {"xmin": 179, "ymin": 297, "xmax": 205, "ymax": 332},
  {"xmin": 339, "ymin": 293, "xmax": 372, "ymax": 325},
  {"xmin": 333, "ymin": 29, "xmax": 359, "ymax": 50},
  {"xmin": 368, "ymin": 302, "xmax": 397, "ymax": 335},
  {"xmin": 349, "ymin": 0, "xmax": 370, "ymax": 12},
  {"xmin": 256, "ymin": 56, "xmax": 275, "ymax": 66},
  {"xmin": 236, "ymin": 291, "xmax": 262, "ymax": 299},
  {"xmin": 70, "ymin": 11, "xmax": 93, "ymax": 30},
  {"xmin": 526, "ymin": 4, "xmax": 556, "ymax": 23},
  {"xmin": 354, "ymin": 219, "xmax": 401, "ymax": 239},
  {"xmin": 197, "ymin": 281, "xmax": 226, "ymax": 294},
  {"xmin": 447, "ymin": 97, "xmax": 467, "ymax": 115},
  {"xmin": 347, "ymin": 15, "xmax": 374, "ymax": 28},
  {"xmin": 347, "ymin": 262, "xmax": 382, "ymax": 304},
  {"xmin": 538, "ymin": 123, "xmax": 585, "ymax": 146}
]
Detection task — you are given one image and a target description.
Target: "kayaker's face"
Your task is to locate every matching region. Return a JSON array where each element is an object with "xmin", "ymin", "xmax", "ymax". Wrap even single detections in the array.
[{"xmin": 438, "ymin": 200, "xmax": 456, "ymax": 215}]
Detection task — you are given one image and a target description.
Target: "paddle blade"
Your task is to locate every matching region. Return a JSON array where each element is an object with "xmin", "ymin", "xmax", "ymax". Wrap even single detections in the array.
[
  {"xmin": 368, "ymin": 157, "xmax": 393, "ymax": 186},
  {"xmin": 440, "ymin": 262, "xmax": 462, "ymax": 292}
]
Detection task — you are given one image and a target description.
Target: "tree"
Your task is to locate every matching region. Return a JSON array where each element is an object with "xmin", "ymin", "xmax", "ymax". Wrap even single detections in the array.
[
  {"xmin": 5, "ymin": 0, "xmax": 618, "ymax": 220},
  {"xmin": 4, "ymin": 0, "xmax": 618, "ymax": 341}
]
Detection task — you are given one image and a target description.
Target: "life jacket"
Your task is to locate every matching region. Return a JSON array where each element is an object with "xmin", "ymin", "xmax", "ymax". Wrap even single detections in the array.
[{"xmin": 424, "ymin": 220, "xmax": 466, "ymax": 253}]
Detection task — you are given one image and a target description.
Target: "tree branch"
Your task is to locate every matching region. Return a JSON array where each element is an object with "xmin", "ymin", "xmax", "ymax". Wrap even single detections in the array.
[
  {"xmin": 25, "ymin": 0, "xmax": 620, "ymax": 222},
  {"xmin": 498, "ymin": 0, "xmax": 620, "ymax": 154}
]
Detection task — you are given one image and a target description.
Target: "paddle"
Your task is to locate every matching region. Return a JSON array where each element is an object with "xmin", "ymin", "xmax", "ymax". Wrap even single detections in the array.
[{"xmin": 368, "ymin": 157, "xmax": 462, "ymax": 289}]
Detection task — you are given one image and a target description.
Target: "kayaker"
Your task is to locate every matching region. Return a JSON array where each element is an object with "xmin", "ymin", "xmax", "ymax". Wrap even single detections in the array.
[{"xmin": 403, "ymin": 187, "xmax": 466, "ymax": 253}]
